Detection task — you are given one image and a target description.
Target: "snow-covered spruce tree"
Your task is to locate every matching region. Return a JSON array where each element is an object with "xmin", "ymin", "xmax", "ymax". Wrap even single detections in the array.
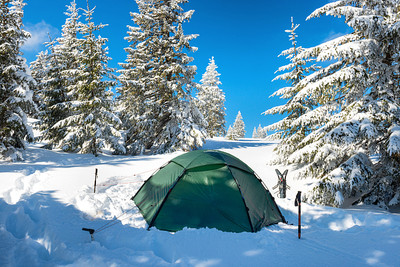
[
  {"xmin": 0, "ymin": 0, "xmax": 36, "ymax": 161},
  {"xmin": 29, "ymin": 49, "xmax": 48, "ymax": 110},
  {"xmin": 232, "ymin": 111, "xmax": 245, "ymax": 139},
  {"xmin": 196, "ymin": 56, "xmax": 226, "ymax": 137},
  {"xmin": 252, "ymin": 125, "xmax": 266, "ymax": 139},
  {"xmin": 118, "ymin": 0, "xmax": 206, "ymax": 155},
  {"xmin": 226, "ymin": 125, "xmax": 235, "ymax": 140},
  {"xmin": 264, "ymin": 17, "xmax": 317, "ymax": 163},
  {"xmin": 257, "ymin": 124, "xmax": 267, "ymax": 139},
  {"xmin": 31, "ymin": 1, "xmax": 81, "ymax": 148},
  {"xmin": 270, "ymin": 1, "xmax": 400, "ymax": 208},
  {"xmin": 31, "ymin": 38, "xmax": 70, "ymax": 148},
  {"xmin": 252, "ymin": 127, "xmax": 257, "ymax": 139},
  {"xmin": 52, "ymin": 2, "xmax": 125, "ymax": 156}
]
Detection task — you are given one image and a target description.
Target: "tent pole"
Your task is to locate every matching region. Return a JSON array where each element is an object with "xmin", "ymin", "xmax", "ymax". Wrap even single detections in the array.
[{"xmin": 147, "ymin": 169, "xmax": 187, "ymax": 230}]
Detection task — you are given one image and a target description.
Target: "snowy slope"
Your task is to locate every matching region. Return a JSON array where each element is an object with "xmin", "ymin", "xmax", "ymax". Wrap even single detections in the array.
[{"xmin": 1, "ymin": 138, "xmax": 399, "ymax": 267}]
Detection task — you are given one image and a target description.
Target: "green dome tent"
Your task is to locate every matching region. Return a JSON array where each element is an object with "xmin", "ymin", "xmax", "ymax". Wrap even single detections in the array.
[{"xmin": 132, "ymin": 150, "xmax": 285, "ymax": 233}]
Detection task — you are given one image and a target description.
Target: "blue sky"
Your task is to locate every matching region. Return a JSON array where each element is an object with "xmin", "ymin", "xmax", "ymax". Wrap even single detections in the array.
[{"xmin": 21, "ymin": 0, "xmax": 350, "ymax": 137}]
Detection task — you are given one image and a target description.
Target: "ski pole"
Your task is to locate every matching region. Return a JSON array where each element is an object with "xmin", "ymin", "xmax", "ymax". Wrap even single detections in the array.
[
  {"xmin": 294, "ymin": 191, "xmax": 301, "ymax": 239},
  {"xmin": 94, "ymin": 168, "xmax": 98, "ymax": 193}
]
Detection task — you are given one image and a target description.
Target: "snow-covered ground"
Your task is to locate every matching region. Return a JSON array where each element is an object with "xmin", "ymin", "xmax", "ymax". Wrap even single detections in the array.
[{"xmin": 1, "ymin": 138, "xmax": 399, "ymax": 267}]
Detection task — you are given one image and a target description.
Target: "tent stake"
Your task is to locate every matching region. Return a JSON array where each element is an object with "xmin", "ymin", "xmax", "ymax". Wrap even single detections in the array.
[
  {"xmin": 94, "ymin": 168, "xmax": 98, "ymax": 193},
  {"xmin": 294, "ymin": 191, "xmax": 301, "ymax": 239},
  {"xmin": 82, "ymin": 228, "xmax": 95, "ymax": 241}
]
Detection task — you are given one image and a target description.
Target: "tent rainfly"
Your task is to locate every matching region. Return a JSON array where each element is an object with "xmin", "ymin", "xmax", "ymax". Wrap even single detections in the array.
[{"xmin": 132, "ymin": 150, "xmax": 285, "ymax": 233}]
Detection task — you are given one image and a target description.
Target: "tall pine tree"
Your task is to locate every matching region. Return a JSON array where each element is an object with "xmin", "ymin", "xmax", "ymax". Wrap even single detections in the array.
[
  {"xmin": 118, "ymin": 0, "xmax": 206, "ymax": 155},
  {"xmin": 0, "ymin": 0, "xmax": 36, "ymax": 161},
  {"xmin": 196, "ymin": 57, "xmax": 226, "ymax": 137},
  {"xmin": 31, "ymin": 37, "xmax": 70, "ymax": 148},
  {"xmin": 53, "ymin": 2, "xmax": 124, "ymax": 156},
  {"xmin": 31, "ymin": 1, "xmax": 81, "ymax": 148},
  {"xmin": 29, "ymin": 49, "xmax": 47, "ymax": 110},
  {"xmin": 232, "ymin": 111, "xmax": 245, "ymax": 139},
  {"xmin": 268, "ymin": 1, "xmax": 400, "ymax": 208},
  {"xmin": 32, "ymin": 1, "xmax": 124, "ymax": 155},
  {"xmin": 264, "ymin": 17, "xmax": 317, "ymax": 163}
]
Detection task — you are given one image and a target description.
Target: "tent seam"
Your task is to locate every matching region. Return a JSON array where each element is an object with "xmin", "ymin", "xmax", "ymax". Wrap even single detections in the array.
[
  {"xmin": 253, "ymin": 172, "xmax": 287, "ymax": 224},
  {"xmin": 131, "ymin": 161, "xmax": 170, "ymax": 203},
  {"xmin": 147, "ymin": 168, "xmax": 187, "ymax": 230},
  {"xmin": 226, "ymin": 164, "xmax": 255, "ymax": 233},
  {"xmin": 171, "ymin": 152, "xmax": 204, "ymax": 169}
]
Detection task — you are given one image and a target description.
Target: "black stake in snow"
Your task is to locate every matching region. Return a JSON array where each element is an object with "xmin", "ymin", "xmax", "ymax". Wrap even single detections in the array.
[
  {"xmin": 294, "ymin": 191, "xmax": 301, "ymax": 239},
  {"xmin": 272, "ymin": 169, "xmax": 290, "ymax": 198},
  {"xmin": 94, "ymin": 168, "xmax": 98, "ymax": 193},
  {"xmin": 82, "ymin": 228, "xmax": 95, "ymax": 241}
]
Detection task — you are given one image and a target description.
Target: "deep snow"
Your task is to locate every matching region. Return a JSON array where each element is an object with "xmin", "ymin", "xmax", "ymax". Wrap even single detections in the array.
[{"xmin": 1, "ymin": 138, "xmax": 399, "ymax": 266}]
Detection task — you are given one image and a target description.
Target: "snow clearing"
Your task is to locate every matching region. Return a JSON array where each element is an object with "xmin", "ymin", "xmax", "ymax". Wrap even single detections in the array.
[{"xmin": 1, "ymin": 138, "xmax": 399, "ymax": 266}]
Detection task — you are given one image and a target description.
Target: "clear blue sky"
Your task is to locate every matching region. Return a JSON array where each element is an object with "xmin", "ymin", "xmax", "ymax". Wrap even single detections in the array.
[{"xmin": 21, "ymin": 0, "xmax": 349, "ymax": 137}]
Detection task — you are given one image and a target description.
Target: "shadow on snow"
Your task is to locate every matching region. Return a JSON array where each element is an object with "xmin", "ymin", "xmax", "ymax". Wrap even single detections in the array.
[{"xmin": 202, "ymin": 138, "xmax": 276, "ymax": 150}]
